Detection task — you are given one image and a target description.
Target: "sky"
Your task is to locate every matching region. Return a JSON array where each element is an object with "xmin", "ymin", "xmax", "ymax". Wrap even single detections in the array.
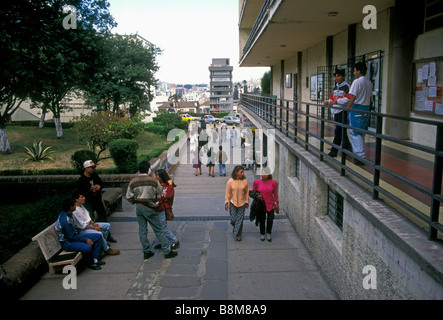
[{"xmin": 107, "ymin": 0, "xmax": 269, "ymax": 85}]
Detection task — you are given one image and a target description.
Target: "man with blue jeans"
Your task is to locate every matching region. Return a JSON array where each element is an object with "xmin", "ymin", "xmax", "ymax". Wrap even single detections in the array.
[
  {"xmin": 126, "ymin": 160, "xmax": 178, "ymax": 260},
  {"xmin": 72, "ymin": 192, "xmax": 120, "ymax": 256},
  {"xmin": 218, "ymin": 145, "xmax": 227, "ymax": 176},
  {"xmin": 55, "ymin": 198, "xmax": 104, "ymax": 270},
  {"xmin": 347, "ymin": 62, "xmax": 373, "ymax": 166}
]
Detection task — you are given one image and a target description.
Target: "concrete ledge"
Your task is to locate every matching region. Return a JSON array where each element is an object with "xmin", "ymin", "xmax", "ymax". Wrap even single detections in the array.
[{"xmin": 0, "ymin": 242, "xmax": 46, "ymax": 299}]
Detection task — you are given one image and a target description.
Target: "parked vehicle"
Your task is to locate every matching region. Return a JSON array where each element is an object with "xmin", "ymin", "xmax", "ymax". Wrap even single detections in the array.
[
  {"xmin": 181, "ymin": 114, "xmax": 197, "ymax": 122},
  {"xmin": 204, "ymin": 115, "xmax": 219, "ymax": 124},
  {"xmin": 223, "ymin": 116, "xmax": 240, "ymax": 125}
]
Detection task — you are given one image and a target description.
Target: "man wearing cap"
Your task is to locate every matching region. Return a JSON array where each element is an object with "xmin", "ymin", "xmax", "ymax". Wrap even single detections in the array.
[{"xmin": 77, "ymin": 160, "xmax": 109, "ymax": 224}]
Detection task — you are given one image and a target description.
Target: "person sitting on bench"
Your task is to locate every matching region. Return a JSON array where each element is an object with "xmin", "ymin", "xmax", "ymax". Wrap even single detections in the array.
[{"xmin": 55, "ymin": 198, "xmax": 104, "ymax": 270}]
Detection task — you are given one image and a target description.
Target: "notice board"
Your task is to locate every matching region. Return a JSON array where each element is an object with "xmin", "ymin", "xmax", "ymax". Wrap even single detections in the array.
[{"xmin": 412, "ymin": 57, "xmax": 443, "ymax": 116}]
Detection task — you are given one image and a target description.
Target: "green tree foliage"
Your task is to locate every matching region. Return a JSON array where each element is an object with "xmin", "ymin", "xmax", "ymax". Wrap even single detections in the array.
[
  {"xmin": 146, "ymin": 110, "xmax": 187, "ymax": 136},
  {"xmin": 72, "ymin": 111, "xmax": 144, "ymax": 160},
  {"xmin": 261, "ymin": 70, "xmax": 271, "ymax": 95},
  {"xmin": 109, "ymin": 139, "xmax": 139, "ymax": 173},
  {"xmin": 0, "ymin": 0, "xmax": 117, "ymax": 142},
  {"xmin": 84, "ymin": 34, "xmax": 162, "ymax": 116}
]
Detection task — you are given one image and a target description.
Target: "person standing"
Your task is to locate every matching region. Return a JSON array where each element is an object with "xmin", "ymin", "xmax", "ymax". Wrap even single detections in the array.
[
  {"xmin": 126, "ymin": 160, "xmax": 178, "ymax": 260},
  {"xmin": 230, "ymin": 126, "xmax": 237, "ymax": 148},
  {"xmin": 324, "ymin": 69, "xmax": 351, "ymax": 157},
  {"xmin": 192, "ymin": 146, "xmax": 202, "ymax": 176},
  {"xmin": 347, "ymin": 62, "xmax": 373, "ymax": 165},
  {"xmin": 225, "ymin": 165, "xmax": 249, "ymax": 241},
  {"xmin": 252, "ymin": 169, "xmax": 279, "ymax": 242},
  {"xmin": 217, "ymin": 145, "xmax": 228, "ymax": 176},
  {"xmin": 207, "ymin": 146, "xmax": 216, "ymax": 177},
  {"xmin": 77, "ymin": 160, "xmax": 108, "ymax": 222},
  {"xmin": 154, "ymin": 169, "xmax": 179, "ymax": 250}
]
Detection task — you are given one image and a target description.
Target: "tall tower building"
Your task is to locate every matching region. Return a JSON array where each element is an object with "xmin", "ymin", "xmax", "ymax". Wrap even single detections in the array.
[{"xmin": 209, "ymin": 58, "xmax": 233, "ymax": 113}]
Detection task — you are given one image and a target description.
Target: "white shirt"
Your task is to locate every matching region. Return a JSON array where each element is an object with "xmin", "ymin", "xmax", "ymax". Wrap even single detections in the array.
[
  {"xmin": 349, "ymin": 76, "xmax": 373, "ymax": 106},
  {"xmin": 72, "ymin": 205, "xmax": 92, "ymax": 230}
]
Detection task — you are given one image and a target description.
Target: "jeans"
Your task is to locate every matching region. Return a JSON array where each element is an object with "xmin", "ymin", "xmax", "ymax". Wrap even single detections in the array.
[
  {"xmin": 218, "ymin": 163, "xmax": 226, "ymax": 176},
  {"xmin": 157, "ymin": 210, "xmax": 177, "ymax": 244},
  {"xmin": 136, "ymin": 204, "xmax": 171, "ymax": 255},
  {"xmin": 61, "ymin": 233, "xmax": 103, "ymax": 265},
  {"xmin": 80, "ymin": 222, "xmax": 111, "ymax": 251}
]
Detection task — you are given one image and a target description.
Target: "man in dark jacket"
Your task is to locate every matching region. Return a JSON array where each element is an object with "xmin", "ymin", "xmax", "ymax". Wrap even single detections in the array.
[{"xmin": 77, "ymin": 160, "xmax": 107, "ymax": 222}]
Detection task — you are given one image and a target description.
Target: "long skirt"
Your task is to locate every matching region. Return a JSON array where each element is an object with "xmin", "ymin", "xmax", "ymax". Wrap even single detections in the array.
[{"xmin": 229, "ymin": 202, "xmax": 246, "ymax": 237}]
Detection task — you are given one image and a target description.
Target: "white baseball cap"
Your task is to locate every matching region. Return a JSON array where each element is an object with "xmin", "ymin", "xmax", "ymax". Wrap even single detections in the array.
[{"xmin": 83, "ymin": 160, "xmax": 96, "ymax": 168}]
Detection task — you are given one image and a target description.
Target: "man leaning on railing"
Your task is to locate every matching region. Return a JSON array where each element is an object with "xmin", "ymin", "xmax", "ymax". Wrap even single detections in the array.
[{"xmin": 346, "ymin": 62, "xmax": 373, "ymax": 166}]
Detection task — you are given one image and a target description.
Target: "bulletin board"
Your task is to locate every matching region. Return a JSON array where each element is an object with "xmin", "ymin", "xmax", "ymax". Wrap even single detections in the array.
[{"xmin": 412, "ymin": 57, "xmax": 443, "ymax": 116}]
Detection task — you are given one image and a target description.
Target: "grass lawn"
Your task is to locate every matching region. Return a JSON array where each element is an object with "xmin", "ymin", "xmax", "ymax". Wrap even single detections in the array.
[
  {"xmin": 0, "ymin": 123, "xmax": 179, "ymax": 263},
  {"xmin": 0, "ymin": 124, "xmax": 175, "ymax": 174}
]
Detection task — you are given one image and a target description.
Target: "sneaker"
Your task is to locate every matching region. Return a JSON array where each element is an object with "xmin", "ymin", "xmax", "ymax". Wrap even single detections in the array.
[
  {"xmin": 108, "ymin": 236, "xmax": 117, "ymax": 243},
  {"xmin": 88, "ymin": 263, "xmax": 102, "ymax": 270},
  {"xmin": 171, "ymin": 241, "xmax": 180, "ymax": 250},
  {"xmin": 164, "ymin": 251, "xmax": 178, "ymax": 259},
  {"xmin": 144, "ymin": 251, "xmax": 155, "ymax": 260},
  {"xmin": 106, "ymin": 248, "xmax": 120, "ymax": 255}
]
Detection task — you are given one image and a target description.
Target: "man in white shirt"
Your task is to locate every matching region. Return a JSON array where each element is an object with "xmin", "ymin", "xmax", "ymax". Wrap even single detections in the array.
[
  {"xmin": 72, "ymin": 192, "xmax": 120, "ymax": 255},
  {"xmin": 347, "ymin": 62, "xmax": 373, "ymax": 165}
]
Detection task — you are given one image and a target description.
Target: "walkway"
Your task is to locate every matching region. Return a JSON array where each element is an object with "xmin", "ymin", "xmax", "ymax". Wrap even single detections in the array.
[{"xmin": 20, "ymin": 140, "xmax": 338, "ymax": 300}]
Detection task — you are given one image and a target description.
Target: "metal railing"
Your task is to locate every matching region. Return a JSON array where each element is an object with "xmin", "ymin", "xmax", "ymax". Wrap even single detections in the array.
[{"xmin": 241, "ymin": 93, "xmax": 443, "ymax": 241}]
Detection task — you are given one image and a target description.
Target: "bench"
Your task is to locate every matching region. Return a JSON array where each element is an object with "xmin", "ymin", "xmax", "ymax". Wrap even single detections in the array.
[
  {"xmin": 32, "ymin": 223, "xmax": 83, "ymax": 275},
  {"xmin": 101, "ymin": 187, "xmax": 124, "ymax": 216}
]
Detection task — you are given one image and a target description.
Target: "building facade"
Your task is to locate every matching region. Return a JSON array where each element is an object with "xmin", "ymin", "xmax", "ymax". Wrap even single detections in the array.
[
  {"xmin": 209, "ymin": 58, "xmax": 234, "ymax": 113},
  {"xmin": 239, "ymin": 0, "xmax": 443, "ymax": 147}
]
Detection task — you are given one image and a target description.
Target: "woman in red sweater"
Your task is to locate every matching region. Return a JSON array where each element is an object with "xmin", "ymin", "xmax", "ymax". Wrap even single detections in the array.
[{"xmin": 252, "ymin": 169, "xmax": 279, "ymax": 242}]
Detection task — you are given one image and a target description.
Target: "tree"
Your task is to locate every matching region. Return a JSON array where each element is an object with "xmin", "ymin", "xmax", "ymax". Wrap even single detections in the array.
[
  {"xmin": 0, "ymin": 0, "xmax": 41, "ymax": 152},
  {"xmin": 83, "ymin": 34, "xmax": 161, "ymax": 117},
  {"xmin": 20, "ymin": 0, "xmax": 116, "ymax": 138},
  {"xmin": 168, "ymin": 94, "xmax": 183, "ymax": 113},
  {"xmin": 261, "ymin": 71, "xmax": 271, "ymax": 95},
  {"xmin": 72, "ymin": 110, "xmax": 144, "ymax": 161}
]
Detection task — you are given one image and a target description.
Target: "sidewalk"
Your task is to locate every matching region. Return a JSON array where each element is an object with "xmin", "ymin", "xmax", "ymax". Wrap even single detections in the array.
[{"xmin": 21, "ymin": 141, "xmax": 338, "ymax": 300}]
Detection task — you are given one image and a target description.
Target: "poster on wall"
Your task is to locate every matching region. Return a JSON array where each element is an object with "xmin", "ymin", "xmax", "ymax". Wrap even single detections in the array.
[
  {"xmin": 413, "ymin": 58, "xmax": 443, "ymax": 116},
  {"xmin": 310, "ymin": 74, "xmax": 323, "ymax": 100}
]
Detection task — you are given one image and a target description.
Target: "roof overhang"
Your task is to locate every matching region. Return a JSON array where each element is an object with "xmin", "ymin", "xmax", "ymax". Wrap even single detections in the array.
[{"xmin": 239, "ymin": 0, "xmax": 395, "ymax": 67}]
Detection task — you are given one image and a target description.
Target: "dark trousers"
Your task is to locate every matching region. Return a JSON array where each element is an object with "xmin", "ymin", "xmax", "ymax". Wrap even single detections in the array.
[
  {"xmin": 85, "ymin": 194, "xmax": 107, "ymax": 222},
  {"xmin": 331, "ymin": 112, "xmax": 351, "ymax": 154},
  {"xmin": 259, "ymin": 210, "xmax": 275, "ymax": 235}
]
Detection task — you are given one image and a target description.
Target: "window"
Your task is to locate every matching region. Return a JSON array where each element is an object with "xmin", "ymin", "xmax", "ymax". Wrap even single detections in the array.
[{"xmin": 328, "ymin": 187, "xmax": 343, "ymax": 231}]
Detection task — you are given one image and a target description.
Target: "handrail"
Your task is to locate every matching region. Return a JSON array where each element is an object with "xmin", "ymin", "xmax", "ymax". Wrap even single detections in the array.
[{"xmin": 241, "ymin": 93, "xmax": 443, "ymax": 241}]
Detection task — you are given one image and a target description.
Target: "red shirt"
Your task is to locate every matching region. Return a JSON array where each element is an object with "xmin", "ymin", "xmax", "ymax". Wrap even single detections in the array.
[
  {"xmin": 252, "ymin": 179, "xmax": 279, "ymax": 212},
  {"xmin": 157, "ymin": 183, "xmax": 174, "ymax": 212}
]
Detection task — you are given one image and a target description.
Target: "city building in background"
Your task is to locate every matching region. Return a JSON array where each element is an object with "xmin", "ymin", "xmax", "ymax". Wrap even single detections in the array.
[{"xmin": 209, "ymin": 58, "xmax": 234, "ymax": 113}]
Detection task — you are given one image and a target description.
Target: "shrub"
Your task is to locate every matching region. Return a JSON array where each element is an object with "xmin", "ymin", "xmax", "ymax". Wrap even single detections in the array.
[
  {"xmin": 109, "ymin": 139, "xmax": 139, "ymax": 173},
  {"xmin": 71, "ymin": 150, "xmax": 98, "ymax": 174},
  {"xmin": 23, "ymin": 140, "xmax": 54, "ymax": 162}
]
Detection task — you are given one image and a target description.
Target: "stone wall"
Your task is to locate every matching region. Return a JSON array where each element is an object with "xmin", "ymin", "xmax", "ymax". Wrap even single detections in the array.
[{"xmin": 242, "ymin": 106, "xmax": 443, "ymax": 299}]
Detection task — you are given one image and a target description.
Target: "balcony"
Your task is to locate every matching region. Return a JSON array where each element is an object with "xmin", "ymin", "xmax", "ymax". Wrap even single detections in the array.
[{"xmin": 239, "ymin": 0, "xmax": 395, "ymax": 67}]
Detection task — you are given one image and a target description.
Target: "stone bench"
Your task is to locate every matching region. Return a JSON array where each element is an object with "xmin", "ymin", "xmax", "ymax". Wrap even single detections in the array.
[
  {"xmin": 31, "ymin": 223, "xmax": 83, "ymax": 275},
  {"xmin": 101, "ymin": 187, "xmax": 124, "ymax": 216}
]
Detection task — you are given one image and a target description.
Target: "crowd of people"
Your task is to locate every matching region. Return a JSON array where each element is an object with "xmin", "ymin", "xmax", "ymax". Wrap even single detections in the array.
[{"xmin": 54, "ymin": 62, "xmax": 370, "ymax": 272}]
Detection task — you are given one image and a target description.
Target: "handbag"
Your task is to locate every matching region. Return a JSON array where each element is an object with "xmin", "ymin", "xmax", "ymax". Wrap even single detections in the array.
[
  {"xmin": 160, "ymin": 195, "xmax": 174, "ymax": 221},
  {"xmin": 165, "ymin": 208, "xmax": 175, "ymax": 221}
]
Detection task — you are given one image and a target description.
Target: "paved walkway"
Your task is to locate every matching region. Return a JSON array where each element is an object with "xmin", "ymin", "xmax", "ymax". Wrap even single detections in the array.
[{"xmin": 21, "ymin": 140, "xmax": 338, "ymax": 300}]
